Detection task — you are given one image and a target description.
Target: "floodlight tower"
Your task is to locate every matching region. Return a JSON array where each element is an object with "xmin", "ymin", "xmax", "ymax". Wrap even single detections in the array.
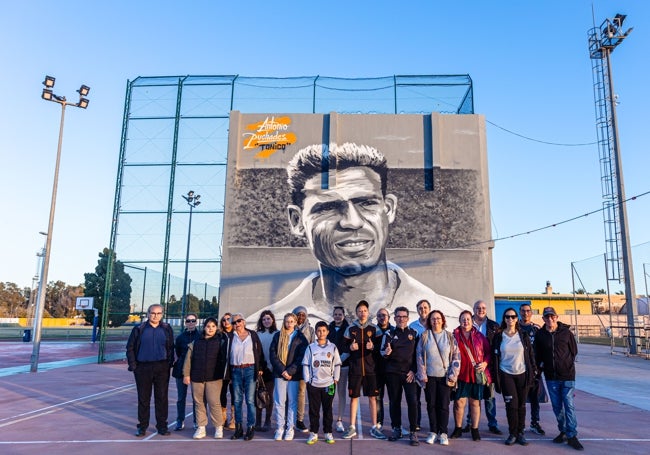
[{"xmin": 588, "ymin": 14, "xmax": 638, "ymax": 353}]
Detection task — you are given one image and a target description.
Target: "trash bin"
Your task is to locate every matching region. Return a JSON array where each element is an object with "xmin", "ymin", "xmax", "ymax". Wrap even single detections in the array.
[{"xmin": 22, "ymin": 329, "xmax": 31, "ymax": 342}]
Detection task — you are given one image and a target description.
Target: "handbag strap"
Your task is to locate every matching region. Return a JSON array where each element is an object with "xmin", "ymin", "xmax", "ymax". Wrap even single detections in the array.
[
  {"xmin": 460, "ymin": 333, "xmax": 479, "ymax": 366},
  {"xmin": 430, "ymin": 330, "xmax": 448, "ymax": 371}
]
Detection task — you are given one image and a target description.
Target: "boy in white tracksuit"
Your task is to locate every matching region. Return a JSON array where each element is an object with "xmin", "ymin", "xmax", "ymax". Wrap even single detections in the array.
[{"xmin": 302, "ymin": 321, "xmax": 342, "ymax": 445}]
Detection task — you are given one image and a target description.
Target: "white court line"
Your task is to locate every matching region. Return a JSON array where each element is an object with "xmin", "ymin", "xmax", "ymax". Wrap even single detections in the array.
[
  {"xmin": 0, "ymin": 383, "xmax": 134, "ymax": 426},
  {"xmin": 0, "ymin": 437, "xmax": 649, "ymax": 445}
]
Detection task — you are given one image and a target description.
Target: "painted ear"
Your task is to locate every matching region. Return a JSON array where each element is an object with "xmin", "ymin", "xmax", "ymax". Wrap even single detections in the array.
[
  {"xmin": 384, "ymin": 194, "xmax": 398, "ymax": 224},
  {"xmin": 287, "ymin": 204, "xmax": 306, "ymax": 237}
]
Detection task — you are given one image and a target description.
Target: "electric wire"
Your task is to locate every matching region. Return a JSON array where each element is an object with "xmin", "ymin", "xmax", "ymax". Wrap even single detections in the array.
[{"xmin": 486, "ymin": 119, "xmax": 598, "ymax": 146}]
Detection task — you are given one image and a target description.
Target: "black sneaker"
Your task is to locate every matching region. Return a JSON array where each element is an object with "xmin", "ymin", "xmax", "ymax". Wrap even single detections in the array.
[
  {"xmin": 471, "ymin": 428, "xmax": 481, "ymax": 441},
  {"xmin": 553, "ymin": 432, "xmax": 567, "ymax": 444},
  {"xmin": 505, "ymin": 434, "xmax": 517, "ymax": 445},
  {"xmin": 388, "ymin": 427, "xmax": 402, "ymax": 441},
  {"xmin": 516, "ymin": 433, "xmax": 529, "ymax": 446},
  {"xmin": 488, "ymin": 425, "xmax": 503, "ymax": 435},
  {"xmin": 567, "ymin": 436, "xmax": 584, "ymax": 451},
  {"xmin": 530, "ymin": 422, "xmax": 545, "ymax": 435},
  {"xmin": 174, "ymin": 420, "xmax": 184, "ymax": 431},
  {"xmin": 409, "ymin": 432, "xmax": 420, "ymax": 446},
  {"xmin": 296, "ymin": 420, "xmax": 308, "ymax": 433}
]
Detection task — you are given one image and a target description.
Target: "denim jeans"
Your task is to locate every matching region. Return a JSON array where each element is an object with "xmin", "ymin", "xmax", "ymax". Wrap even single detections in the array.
[
  {"xmin": 231, "ymin": 366, "xmax": 257, "ymax": 427},
  {"xmin": 546, "ymin": 380, "xmax": 578, "ymax": 438},
  {"xmin": 274, "ymin": 378, "xmax": 299, "ymax": 430},
  {"xmin": 175, "ymin": 377, "xmax": 196, "ymax": 426}
]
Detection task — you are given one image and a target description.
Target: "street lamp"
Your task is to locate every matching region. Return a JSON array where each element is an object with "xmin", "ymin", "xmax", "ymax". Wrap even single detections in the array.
[
  {"xmin": 31, "ymin": 76, "xmax": 90, "ymax": 373},
  {"xmin": 181, "ymin": 190, "xmax": 201, "ymax": 321}
]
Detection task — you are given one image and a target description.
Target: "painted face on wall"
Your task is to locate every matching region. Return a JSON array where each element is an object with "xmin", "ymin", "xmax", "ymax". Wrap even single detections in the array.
[{"xmin": 288, "ymin": 167, "xmax": 397, "ymax": 276}]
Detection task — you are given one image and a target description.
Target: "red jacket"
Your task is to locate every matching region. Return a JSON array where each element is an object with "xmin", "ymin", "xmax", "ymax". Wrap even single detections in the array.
[{"xmin": 453, "ymin": 326, "xmax": 491, "ymax": 384}]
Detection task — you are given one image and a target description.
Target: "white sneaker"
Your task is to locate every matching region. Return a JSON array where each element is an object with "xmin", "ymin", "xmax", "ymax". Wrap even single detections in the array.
[
  {"xmin": 193, "ymin": 426, "xmax": 206, "ymax": 439},
  {"xmin": 439, "ymin": 433, "xmax": 449, "ymax": 446},
  {"xmin": 284, "ymin": 428, "xmax": 295, "ymax": 441},
  {"xmin": 306, "ymin": 432, "xmax": 318, "ymax": 445},
  {"xmin": 324, "ymin": 432, "xmax": 335, "ymax": 444},
  {"xmin": 274, "ymin": 429, "xmax": 283, "ymax": 441},
  {"xmin": 335, "ymin": 419, "xmax": 345, "ymax": 432},
  {"xmin": 214, "ymin": 426, "xmax": 223, "ymax": 439},
  {"xmin": 425, "ymin": 432, "xmax": 435, "ymax": 444}
]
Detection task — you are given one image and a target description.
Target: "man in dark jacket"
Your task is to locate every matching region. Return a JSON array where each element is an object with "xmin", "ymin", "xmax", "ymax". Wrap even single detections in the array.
[
  {"xmin": 375, "ymin": 307, "xmax": 393, "ymax": 431},
  {"xmin": 381, "ymin": 306, "xmax": 420, "ymax": 446},
  {"xmin": 126, "ymin": 304, "xmax": 175, "ymax": 437},
  {"xmin": 519, "ymin": 303, "xmax": 545, "ymax": 435},
  {"xmin": 172, "ymin": 313, "xmax": 201, "ymax": 430},
  {"xmin": 328, "ymin": 306, "xmax": 350, "ymax": 432},
  {"xmin": 534, "ymin": 307, "xmax": 583, "ymax": 451}
]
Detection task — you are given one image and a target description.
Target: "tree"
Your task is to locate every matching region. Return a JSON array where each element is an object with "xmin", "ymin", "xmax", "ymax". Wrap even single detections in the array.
[
  {"xmin": 0, "ymin": 282, "xmax": 29, "ymax": 317},
  {"xmin": 84, "ymin": 248, "xmax": 132, "ymax": 327},
  {"xmin": 575, "ymin": 288, "xmax": 586, "ymax": 294},
  {"xmin": 45, "ymin": 281, "xmax": 84, "ymax": 318},
  {"xmin": 595, "ymin": 289, "xmax": 606, "ymax": 294}
]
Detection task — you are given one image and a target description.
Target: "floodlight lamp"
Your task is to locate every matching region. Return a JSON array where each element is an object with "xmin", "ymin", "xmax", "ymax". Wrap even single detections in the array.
[
  {"xmin": 194, "ymin": 195, "xmax": 201, "ymax": 202},
  {"xmin": 43, "ymin": 76, "xmax": 55, "ymax": 88},
  {"xmin": 78, "ymin": 98, "xmax": 89, "ymax": 109},
  {"xmin": 194, "ymin": 200, "xmax": 201, "ymax": 207},
  {"xmin": 78, "ymin": 85, "xmax": 90, "ymax": 97},
  {"xmin": 614, "ymin": 14, "xmax": 626, "ymax": 27},
  {"xmin": 188, "ymin": 191, "xmax": 195, "ymax": 198},
  {"xmin": 42, "ymin": 89, "xmax": 53, "ymax": 100}
]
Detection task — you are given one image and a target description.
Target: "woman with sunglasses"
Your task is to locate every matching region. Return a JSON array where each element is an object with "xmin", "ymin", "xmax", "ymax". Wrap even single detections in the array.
[
  {"xmin": 219, "ymin": 313, "xmax": 236, "ymax": 429},
  {"xmin": 491, "ymin": 307, "xmax": 537, "ymax": 446}
]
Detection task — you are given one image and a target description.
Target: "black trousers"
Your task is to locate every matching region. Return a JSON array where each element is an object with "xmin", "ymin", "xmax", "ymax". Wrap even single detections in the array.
[
  {"xmin": 423, "ymin": 376, "xmax": 451, "ymax": 434},
  {"xmin": 134, "ymin": 360, "xmax": 171, "ymax": 431},
  {"xmin": 376, "ymin": 371, "xmax": 387, "ymax": 425},
  {"xmin": 385, "ymin": 373, "xmax": 418, "ymax": 431},
  {"xmin": 499, "ymin": 370, "xmax": 528, "ymax": 436},
  {"xmin": 307, "ymin": 383, "xmax": 335, "ymax": 433}
]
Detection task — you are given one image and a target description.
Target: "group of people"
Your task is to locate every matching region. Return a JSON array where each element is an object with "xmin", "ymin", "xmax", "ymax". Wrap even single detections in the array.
[{"xmin": 126, "ymin": 299, "xmax": 583, "ymax": 450}]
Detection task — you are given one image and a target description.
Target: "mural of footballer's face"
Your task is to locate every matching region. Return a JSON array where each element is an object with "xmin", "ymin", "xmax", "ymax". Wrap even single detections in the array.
[{"xmin": 288, "ymin": 167, "xmax": 397, "ymax": 276}]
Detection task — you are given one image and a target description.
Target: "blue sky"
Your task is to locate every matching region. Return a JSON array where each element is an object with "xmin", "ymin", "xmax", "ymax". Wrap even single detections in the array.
[{"xmin": 1, "ymin": 0, "xmax": 649, "ymax": 296}]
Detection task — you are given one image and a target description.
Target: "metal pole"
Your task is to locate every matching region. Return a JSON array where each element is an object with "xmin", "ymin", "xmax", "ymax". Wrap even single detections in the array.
[
  {"xmin": 570, "ymin": 263, "xmax": 580, "ymax": 343},
  {"xmin": 605, "ymin": 47, "xmax": 638, "ymax": 353},
  {"xmin": 141, "ymin": 266, "xmax": 147, "ymax": 315},
  {"xmin": 181, "ymin": 203, "xmax": 193, "ymax": 321},
  {"xmin": 30, "ymin": 102, "xmax": 66, "ymax": 373}
]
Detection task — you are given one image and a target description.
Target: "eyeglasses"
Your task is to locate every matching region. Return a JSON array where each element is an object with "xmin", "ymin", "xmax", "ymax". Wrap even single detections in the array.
[
  {"xmin": 221, "ymin": 317, "xmax": 230, "ymax": 322},
  {"xmin": 233, "ymin": 319, "xmax": 244, "ymax": 324},
  {"xmin": 185, "ymin": 319, "xmax": 197, "ymax": 323},
  {"xmin": 504, "ymin": 315, "xmax": 518, "ymax": 319},
  {"xmin": 150, "ymin": 312, "xmax": 163, "ymax": 316},
  {"xmin": 395, "ymin": 315, "xmax": 408, "ymax": 319}
]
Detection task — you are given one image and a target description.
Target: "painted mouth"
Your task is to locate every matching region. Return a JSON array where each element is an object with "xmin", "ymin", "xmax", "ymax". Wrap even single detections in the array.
[{"xmin": 335, "ymin": 239, "xmax": 372, "ymax": 254}]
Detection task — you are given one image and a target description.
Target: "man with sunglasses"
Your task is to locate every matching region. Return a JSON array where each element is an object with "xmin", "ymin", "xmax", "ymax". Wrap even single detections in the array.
[
  {"xmin": 227, "ymin": 313, "xmax": 266, "ymax": 441},
  {"xmin": 172, "ymin": 313, "xmax": 201, "ymax": 431},
  {"xmin": 126, "ymin": 304, "xmax": 175, "ymax": 437},
  {"xmin": 534, "ymin": 307, "xmax": 583, "ymax": 451}
]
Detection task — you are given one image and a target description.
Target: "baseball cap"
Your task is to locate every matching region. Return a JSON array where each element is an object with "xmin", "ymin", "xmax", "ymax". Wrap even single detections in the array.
[{"xmin": 542, "ymin": 307, "xmax": 557, "ymax": 317}]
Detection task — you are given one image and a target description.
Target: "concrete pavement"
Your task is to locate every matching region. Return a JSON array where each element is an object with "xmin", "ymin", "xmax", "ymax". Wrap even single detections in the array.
[{"xmin": 0, "ymin": 341, "xmax": 648, "ymax": 454}]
